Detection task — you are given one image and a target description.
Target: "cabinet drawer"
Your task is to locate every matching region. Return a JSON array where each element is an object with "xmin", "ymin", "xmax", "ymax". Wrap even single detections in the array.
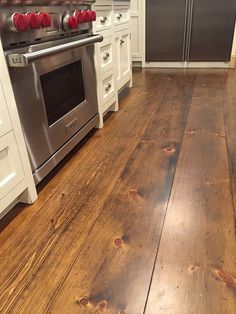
[
  {"xmin": 93, "ymin": 5, "xmax": 112, "ymax": 32},
  {"xmin": 0, "ymin": 81, "xmax": 12, "ymax": 137},
  {"xmin": 99, "ymin": 70, "xmax": 115, "ymax": 105},
  {"xmin": 96, "ymin": 35, "xmax": 114, "ymax": 74},
  {"xmin": 0, "ymin": 132, "xmax": 24, "ymax": 200},
  {"xmin": 114, "ymin": 6, "xmax": 130, "ymax": 26}
]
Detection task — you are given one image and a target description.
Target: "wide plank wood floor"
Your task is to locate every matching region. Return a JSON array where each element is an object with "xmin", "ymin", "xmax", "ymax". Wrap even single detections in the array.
[{"xmin": 0, "ymin": 68, "xmax": 236, "ymax": 313}]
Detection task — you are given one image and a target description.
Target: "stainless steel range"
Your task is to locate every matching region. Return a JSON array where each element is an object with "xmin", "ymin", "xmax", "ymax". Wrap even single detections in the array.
[{"xmin": 0, "ymin": 0, "xmax": 103, "ymax": 184}]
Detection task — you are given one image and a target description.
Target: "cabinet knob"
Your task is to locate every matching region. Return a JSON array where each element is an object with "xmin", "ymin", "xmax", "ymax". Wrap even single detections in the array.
[
  {"xmin": 103, "ymin": 52, "xmax": 110, "ymax": 60},
  {"xmin": 105, "ymin": 83, "xmax": 112, "ymax": 91},
  {"xmin": 117, "ymin": 13, "xmax": 122, "ymax": 20},
  {"xmin": 120, "ymin": 39, "xmax": 125, "ymax": 46},
  {"xmin": 100, "ymin": 16, "xmax": 107, "ymax": 23}
]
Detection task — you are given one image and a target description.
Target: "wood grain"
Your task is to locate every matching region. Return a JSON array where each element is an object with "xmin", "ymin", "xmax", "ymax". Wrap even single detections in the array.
[
  {"xmin": 45, "ymin": 74, "xmax": 193, "ymax": 313},
  {"xmin": 0, "ymin": 70, "xmax": 173, "ymax": 313},
  {"xmin": 0, "ymin": 69, "xmax": 236, "ymax": 314},
  {"xmin": 0, "ymin": 94, "xmax": 154, "ymax": 313},
  {"xmin": 223, "ymin": 70, "xmax": 236, "ymax": 219},
  {"xmin": 145, "ymin": 90, "xmax": 236, "ymax": 313}
]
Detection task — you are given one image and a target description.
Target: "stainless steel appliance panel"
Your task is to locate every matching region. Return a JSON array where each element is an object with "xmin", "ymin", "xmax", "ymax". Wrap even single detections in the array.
[
  {"xmin": 146, "ymin": 0, "xmax": 188, "ymax": 62},
  {"xmin": 189, "ymin": 0, "xmax": 236, "ymax": 61},
  {"xmin": 1, "ymin": 4, "xmax": 102, "ymax": 184},
  {"xmin": 8, "ymin": 35, "xmax": 98, "ymax": 172},
  {"xmin": 0, "ymin": 0, "xmax": 95, "ymax": 5}
]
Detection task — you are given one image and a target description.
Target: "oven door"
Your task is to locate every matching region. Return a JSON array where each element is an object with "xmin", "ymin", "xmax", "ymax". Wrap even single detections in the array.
[{"xmin": 6, "ymin": 34, "xmax": 102, "ymax": 173}]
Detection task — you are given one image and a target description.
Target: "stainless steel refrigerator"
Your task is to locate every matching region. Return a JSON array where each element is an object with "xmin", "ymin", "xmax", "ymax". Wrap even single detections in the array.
[{"xmin": 146, "ymin": 0, "xmax": 236, "ymax": 62}]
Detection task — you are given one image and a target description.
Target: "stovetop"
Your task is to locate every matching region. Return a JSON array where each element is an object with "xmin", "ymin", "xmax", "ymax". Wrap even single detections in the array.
[
  {"xmin": 0, "ymin": 0, "xmax": 95, "ymax": 5},
  {"xmin": 0, "ymin": 3, "xmax": 96, "ymax": 49}
]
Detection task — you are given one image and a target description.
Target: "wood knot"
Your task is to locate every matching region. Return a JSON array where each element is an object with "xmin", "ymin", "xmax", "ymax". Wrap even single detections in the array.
[
  {"xmin": 163, "ymin": 146, "xmax": 176, "ymax": 154},
  {"xmin": 185, "ymin": 130, "xmax": 195, "ymax": 135},
  {"xmin": 129, "ymin": 189, "xmax": 138, "ymax": 200},
  {"xmin": 189, "ymin": 265, "xmax": 201, "ymax": 272},
  {"xmin": 78, "ymin": 297, "xmax": 89, "ymax": 306},
  {"xmin": 212, "ymin": 268, "xmax": 236, "ymax": 287},
  {"xmin": 97, "ymin": 300, "xmax": 108, "ymax": 311},
  {"xmin": 113, "ymin": 237, "xmax": 123, "ymax": 248}
]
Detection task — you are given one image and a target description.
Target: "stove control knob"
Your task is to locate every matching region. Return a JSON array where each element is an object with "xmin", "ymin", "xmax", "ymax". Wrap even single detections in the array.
[
  {"xmin": 83, "ymin": 10, "xmax": 90, "ymax": 23},
  {"xmin": 26, "ymin": 12, "xmax": 41, "ymax": 29},
  {"xmin": 73, "ymin": 10, "xmax": 85, "ymax": 23},
  {"xmin": 88, "ymin": 10, "xmax": 96, "ymax": 22},
  {"xmin": 38, "ymin": 12, "xmax": 51, "ymax": 28},
  {"xmin": 9, "ymin": 12, "xmax": 28, "ymax": 32},
  {"xmin": 63, "ymin": 15, "xmax": 78, "ymax": 30}
]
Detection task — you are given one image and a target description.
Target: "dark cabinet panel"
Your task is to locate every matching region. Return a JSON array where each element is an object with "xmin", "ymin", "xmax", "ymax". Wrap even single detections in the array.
[
  {"xmin": 146, "ymin": 0, "xmax": 236, "ymax": 63},
  {"xmin": 189, "ymin": 0, "xmax": 236, "ymax": 62},
  {"xmin": 146, "ymin": 0, "xmax": 188, "ymax": 62}
]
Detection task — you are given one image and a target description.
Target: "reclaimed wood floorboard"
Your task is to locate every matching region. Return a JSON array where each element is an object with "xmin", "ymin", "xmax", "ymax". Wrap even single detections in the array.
[{"xmin": 0, "ymin": 69, "xmax": 236, "ymax": 314}]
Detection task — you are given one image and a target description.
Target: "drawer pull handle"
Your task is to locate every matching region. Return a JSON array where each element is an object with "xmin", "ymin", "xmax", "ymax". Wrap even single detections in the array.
[
  {"xmin": 103, "ymin": 52, "xmax": 110, "ymax": 60},
  {"xmin": 100, "ymin": 16, "xmax": 107, "ymax": 23},
  {"xmin": 117, "ymin": 13, "xmax": 122, "ymax": 20},
  {"xmin": 105, "ymin": 83, "xmax": 112, "ymax": 91},
  {"xmin": 120, "ymin": 39, "xmax": 125, "ymax": 46}
]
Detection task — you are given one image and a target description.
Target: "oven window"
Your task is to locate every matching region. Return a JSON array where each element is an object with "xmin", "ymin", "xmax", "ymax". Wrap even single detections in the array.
[{"xmin": 40, "ymin": 60, "xmax": 85, "ymax": 126}]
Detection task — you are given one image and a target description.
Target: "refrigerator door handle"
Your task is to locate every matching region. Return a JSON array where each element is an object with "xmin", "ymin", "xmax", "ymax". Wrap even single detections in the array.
[
  {"xmin": 186, "ymin": 0, "xmax": 194, "ymax": 62},
  {"xmin": 182, "ymin": 0, "xmax": 190, "ymax": 62}
]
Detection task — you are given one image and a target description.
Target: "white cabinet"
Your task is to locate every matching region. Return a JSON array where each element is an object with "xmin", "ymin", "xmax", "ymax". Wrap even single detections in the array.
[
  {"xmin": 0, "ymin": 81, "xmax": 12, "ymax": 138},
  {"xmin": 93, "ymin": 5, "xmax": 113, "ymax": 33},
  {"xmin": 96, "ymin": 34, "xmax": 114, "ymax": 74},
  {"xmin": 114, "ymin": 2, "xmax": 132, "ymax": 90},
  {"xmin": 114, "ymin": 5, "xmax": 130, "ymax": 26},
  {"xmin": 92, "ymin": 2, "xmax": 118, "ymax": 129},
  {"xmin": 93, "ymin": 0, "xmax": 132, "ymax": 129},
  {"xmin": 0, "ymin": 132, "xmax": 24, "ymax": 200},
  {"xmin": 115, "ymin": 28, "xmax": 132, "ymax": 89},
  {"xmin": 98, "ymin": 68, "xmax": 116, "ymax": 106},
  {"xmin": 0, "ymin": 40, "xmax": 37, "ymax": 217},
  {"xmin": 131, "ymin": 0, "xmax": 144, "ymax": 63}
]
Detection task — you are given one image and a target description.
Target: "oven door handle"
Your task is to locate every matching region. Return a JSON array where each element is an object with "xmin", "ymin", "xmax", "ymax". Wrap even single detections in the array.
[{"xmin": 6, "ymin": 34, "xmax": 103, "ymax": 67}]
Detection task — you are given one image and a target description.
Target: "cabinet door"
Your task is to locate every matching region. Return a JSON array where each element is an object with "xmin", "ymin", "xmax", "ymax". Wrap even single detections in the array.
[
  {"xmin": 115, "ymin": 33, "xmax": 122, "ymax": 86},
  {"xmin": 120, "ymin": 30, "xmax": 131, "ymax": 79},
  {"xmin": 131, "ymin": 0, "xmax": 138, "ymax": 11},
  {"xmin": 131, "ymin": 0, "xmax": 142, "ymax": 59},
  {"xmin": 146, "ymin": 0, "xmax": 188, "ymax": 62},
  {"xmin": 131, "ymin": 16, "xmax": 141, "ymax": 58},
  {"xmin": 0, "ymin": 81, "xmax": 12, "ymax": 137},
  {"xmin": 0, "ymin": 131, "xmax": 24, "ymax": 200},
  {"xmin": 115, "ymin": 29, "xmax": 132, "ymax": 89},
  {"xmin": 189, "ymin": 0, "xmax": 236, "ymax": 62}
]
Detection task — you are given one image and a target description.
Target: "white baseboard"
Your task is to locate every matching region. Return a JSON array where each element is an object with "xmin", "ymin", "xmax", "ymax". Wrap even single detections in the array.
[
  {"xmin": 132, "ymin": 61, "xmax": 142, "ymax": 67},
  {"xmin": 145, "ymin": 62, "xmax": 185, "ymax": 68},
  {"xmin": 187, "ymin": 62, "xmax": 229, "ymax": 68},
  {"xmin": 144, "ymin": 61, "xmax": 230, "ymax": 69},
  {"xmin": 230, "ymin": 55, "xmax": 236, "ymax": 68}
]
